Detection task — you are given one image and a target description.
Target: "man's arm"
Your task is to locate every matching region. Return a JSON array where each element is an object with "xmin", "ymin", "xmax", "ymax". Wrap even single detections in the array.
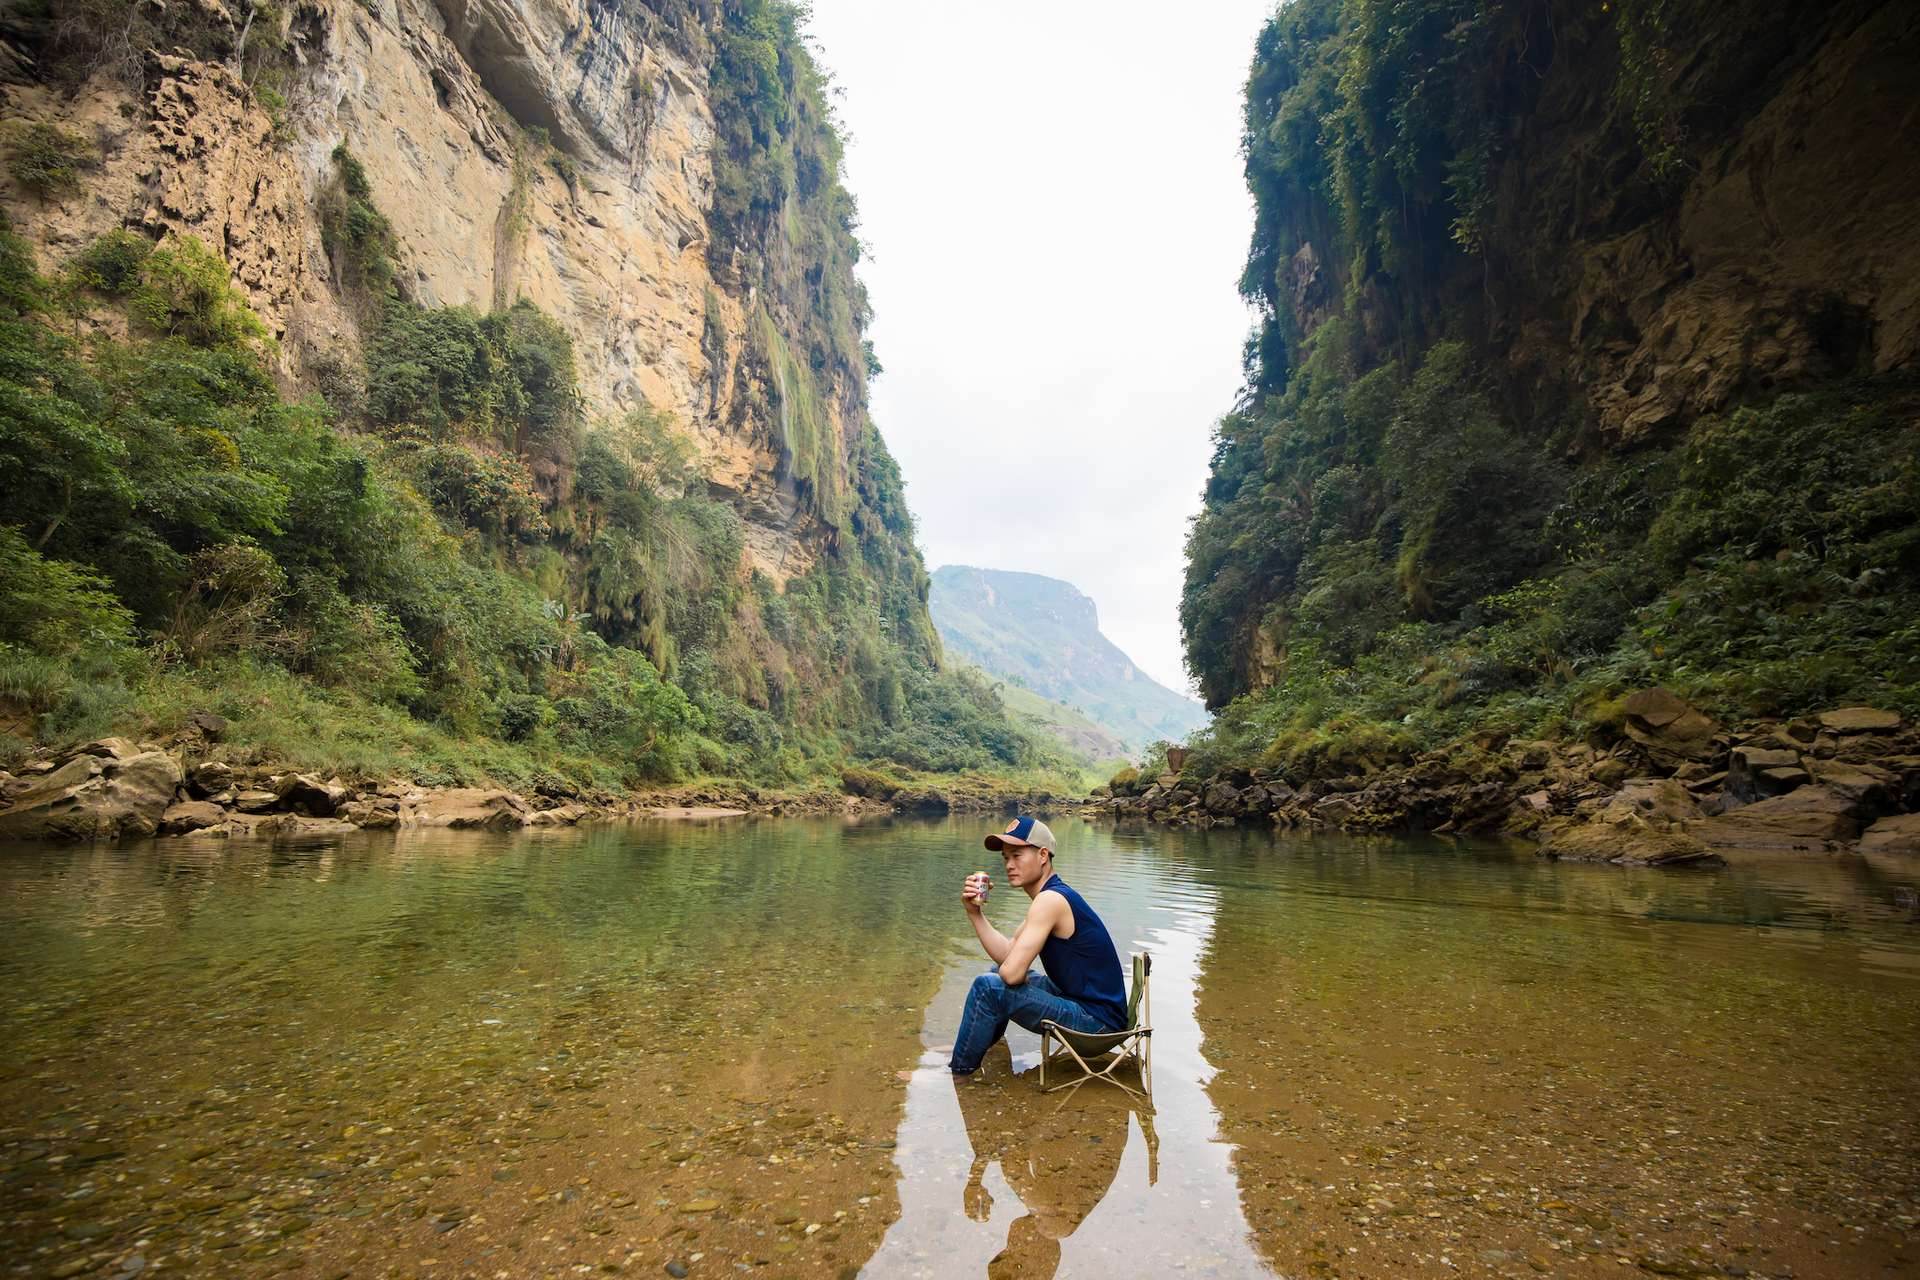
[
  {"xmin": 966, "ymin": 899, "xmax": 1014, "ymax": 965},
  {"xmin": 996, "ymin": 892, "xmax": 1065, "ymax": 986}
]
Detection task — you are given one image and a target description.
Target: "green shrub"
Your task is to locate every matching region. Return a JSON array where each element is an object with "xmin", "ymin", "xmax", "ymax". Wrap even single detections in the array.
[
  {"xmin": 68, "ymin": 231, "xmax": 154, "ymax": 295},
  {"xmin": 4, "ymin": 121, "xmax": 93, "ymax": 197},
  {"xmin": 839, "ymin": 764, "xmax": 900, "ymax": 799},
  {"xmin": 132, "ymin": 235, "xmax": 272, "ymax": 350},
  {"xmin": 1107, "ymin": 764, "xmax": 1139, "ymax": 793},
  {"xmin": 0, "ymin": 527, "xmax": 136, "ymax": 656}
]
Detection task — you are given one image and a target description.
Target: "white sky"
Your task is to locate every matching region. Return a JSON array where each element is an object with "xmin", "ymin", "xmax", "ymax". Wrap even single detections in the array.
[{"xmin": 805, "ymin": 0, "xmax": 1274, "ymax": 697}]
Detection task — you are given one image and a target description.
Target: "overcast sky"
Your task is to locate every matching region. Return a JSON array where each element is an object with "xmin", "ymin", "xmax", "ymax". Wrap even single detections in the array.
[{"xmin": 805, "ymin": 0, "xmax": 1274, "ymax": 698}]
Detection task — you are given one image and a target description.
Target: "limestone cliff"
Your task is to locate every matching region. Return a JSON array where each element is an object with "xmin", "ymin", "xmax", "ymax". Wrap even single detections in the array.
[
  {"xmin": 1, "ymin": 0, "xmax": 857, "ymax": 580},
  {"xmin": 1184, "ymin": 0, "xmax": 1920, "ymax": 731},
  {"xmin": 1248, "ymin": 0, "xmax": 1920, "ymax": 445}
]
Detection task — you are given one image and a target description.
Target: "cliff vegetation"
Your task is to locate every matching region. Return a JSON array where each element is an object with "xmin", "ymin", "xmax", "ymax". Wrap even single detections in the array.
[
  {"xmin": 0, "ymin": 0, "xmax": 1067, "ymax": 800},
  {"xmin": 1179, "ymin": 0, "xmax": 1920, "ymax": 781}
]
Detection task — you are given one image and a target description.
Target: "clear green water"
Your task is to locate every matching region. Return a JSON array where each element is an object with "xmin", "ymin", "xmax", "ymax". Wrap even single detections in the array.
[{"xmin": 2, "ymin": 817, "xmax": 1916, "ymax": 1279}]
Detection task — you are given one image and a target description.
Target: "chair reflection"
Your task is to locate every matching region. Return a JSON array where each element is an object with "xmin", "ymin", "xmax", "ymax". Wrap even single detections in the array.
[{"xmin": 953, "ymin": 1044, "xmax": 1160, "ymax": 1279}]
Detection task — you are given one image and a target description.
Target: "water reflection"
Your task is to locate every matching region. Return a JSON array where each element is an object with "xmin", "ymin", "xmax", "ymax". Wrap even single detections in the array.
[
  {"xmin": 3, "ymin": 816, "xmax": 1918, "ymax": 1280},
  {"xmin": 867, "ymin": 851, "xmax": 1271, "ymax": 1277}
]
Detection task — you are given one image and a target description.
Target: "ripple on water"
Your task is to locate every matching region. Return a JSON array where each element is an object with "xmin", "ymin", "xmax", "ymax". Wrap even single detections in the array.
[{"xmin": 1, "ymin": 816, "xmax": 1916, "ymax": 1278}]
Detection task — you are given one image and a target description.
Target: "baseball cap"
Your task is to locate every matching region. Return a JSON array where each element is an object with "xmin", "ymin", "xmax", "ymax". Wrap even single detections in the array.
[{"xmin": 985, "ymin": 815, "xmax": 1056, "ymax": 853}]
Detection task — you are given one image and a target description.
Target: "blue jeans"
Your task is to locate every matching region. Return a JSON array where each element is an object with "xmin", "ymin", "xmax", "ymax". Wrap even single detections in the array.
[{"xmin": 949, "ymin": 970, "xmax": 1119, "ymax": 1074}]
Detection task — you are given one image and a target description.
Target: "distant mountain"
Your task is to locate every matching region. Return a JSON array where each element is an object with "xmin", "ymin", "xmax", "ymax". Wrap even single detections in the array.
[
  {"xmin": 975, "ymin": 674, "xmax": 1130, "ymax": 767},
  {"xmin": 930, "ymin": 566, "xmax": 1208, "ymax": 753}
]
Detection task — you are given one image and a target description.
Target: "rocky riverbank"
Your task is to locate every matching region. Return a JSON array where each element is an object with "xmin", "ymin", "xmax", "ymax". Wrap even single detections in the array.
[
  {"xmin": 0, "ymin": 719, "xmax": 1045, "ymax": 843},
  {"xmin": 1097, "ymin": 690, "xmax": 1920, "ymax": 866}
]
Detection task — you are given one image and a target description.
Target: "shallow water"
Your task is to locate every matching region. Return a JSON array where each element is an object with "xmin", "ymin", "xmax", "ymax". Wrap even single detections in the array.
[{"xmin": 2, "ymin": 817, "xmax": 1916, "ymax": 1279}]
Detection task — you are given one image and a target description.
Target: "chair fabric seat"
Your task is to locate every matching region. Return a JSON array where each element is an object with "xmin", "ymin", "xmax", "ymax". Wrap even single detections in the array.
[{"xmin": 1038, "ymin": 951, "xmax": 1151, "ymax": 1099}]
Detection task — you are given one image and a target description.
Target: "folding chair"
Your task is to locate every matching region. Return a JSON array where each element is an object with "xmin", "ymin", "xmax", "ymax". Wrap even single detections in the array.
[{"xmin": 1038, "ymin": 951, "xmax": 1151, "ymax": 1100}]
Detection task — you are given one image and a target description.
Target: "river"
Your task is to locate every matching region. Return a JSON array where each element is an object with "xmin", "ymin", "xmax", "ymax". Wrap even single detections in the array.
[{"xmin": 2, "ymin": 816, "xmax": 1916, "ymax": 1278}]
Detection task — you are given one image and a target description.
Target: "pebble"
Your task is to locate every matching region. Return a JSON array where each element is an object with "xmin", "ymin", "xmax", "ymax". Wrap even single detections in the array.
[{"xmin": 664, "ymin": 1263, "xmax": 688, "ymax": 1278}]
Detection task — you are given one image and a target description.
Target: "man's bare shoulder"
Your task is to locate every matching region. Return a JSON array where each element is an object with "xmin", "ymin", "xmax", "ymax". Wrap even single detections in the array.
[{"xmin": 1028, "ymin": 887, "xmax": 1071, "ymax": 925}]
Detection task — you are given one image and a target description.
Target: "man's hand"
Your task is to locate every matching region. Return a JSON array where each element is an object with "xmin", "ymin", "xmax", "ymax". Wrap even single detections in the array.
[{"xmin": 960, "ymin": 871, "xmax": 992, "ymax": 912}]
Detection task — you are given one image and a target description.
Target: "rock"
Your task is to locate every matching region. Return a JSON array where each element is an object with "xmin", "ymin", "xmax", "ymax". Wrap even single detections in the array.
[
  {"xmin": 187, "ymin": 759, "xmax": 234, "ymax": 796},
  {"xmin": 72, "ymin": 737, "xmax": 141, "ymax": 761},
  {"xmin": 1818, "ymin": 706, "xmax": 1902, "ymax": 735},
  {"xmin": 1783, "ymin": 717, "xmax": 1819, "ymax": 743},
  {"xmin": 1809, "ymin": 761, "xmax": 1894, "ymax": 815},
  {"xmin": 889, "ymin": 788, "xmax": 951, "ymax": 815},
  {"xmin": 525, "ymin": 802, "xmax": 587, "ymax": 826},
  {"xmin": 187, "ymin": 711, "xmax": 229, "ymax": 739},
  {"xmin": 272, "ymin": 773, "xmax": 347, "ymax": 816},
  {"xmin": 1202, "ymin": 781, "xmax": 1240, "ymax": 812},
  {"xmin": 233, "ymin": 788, "xmax": 280, "ymax": 813},
  {"xmin": 1165, "ymin": 747, "xmax": 1190, "ymax": 772},
  {"xmin": 405, "ymin": 788, "xmax": 531, "ymax": 828},
  {"xmin": 158, "ymin": 800, "xmax": 227, "ymax": 835},
  {"xmin": 1621, "ymin": 687, "xmax": 1718, "ymax": 768},
  {"xmin": 1726, "ymin": 746, "xmax": 1802, "ymax": 804},
  {"xmin": 253, "ymin": 815, "xmax": 359, "ymax": 836},
  {"xmin": 1603, "ymin": 778, "xmax": 1701, "ymax": 826},
  {"xmin": 1758, "ymin": 764, "xmax": 1811, "ymax": 790},
  {"xmin": 1688, "ymin": 786, "xmax": 1861, "ymax": 850},
  {"xmin": 342, "ymin": 799, "xmax": 401, "ymax": 829},
  {"xmin": 0, "ymin": 750, "xmax": 183, "ymax": 841},
  {"xmin": 1683, "ymin": 770, "xmax": 1727, "ymax": 795},
  {"xmin": 1539, "ymin": 818, "xmax": 1720, "ymax": 867},
  {"xmin": 1522, "ymin": 789, "xmax": 1552, "ymax": 811},
  {"xmin": 1311, "ymin": 795, "xmax": 1355, "ymax": 825},
  {"xmin": 1860, "ymin": 812, "xmax": 1920, "ymax": 855},
  {"xmin": 1591, "ymin": 758, "xmax": 1632, "ymax": 789}
]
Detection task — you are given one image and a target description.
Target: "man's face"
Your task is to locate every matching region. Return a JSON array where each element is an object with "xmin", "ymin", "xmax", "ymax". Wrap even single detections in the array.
[{"xmin": 1001, "ymin": 843, "xmax": 1048, "ymax": 887}]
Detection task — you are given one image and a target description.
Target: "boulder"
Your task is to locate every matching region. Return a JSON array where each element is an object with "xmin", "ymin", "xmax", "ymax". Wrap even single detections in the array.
[
  {"xmin": 1726, "ymin": 746, "xmax": 1803, "ymax": 804},
  {"xmin": 187, "ymin": 760, "xmax": 234, "ymax": 797},
  {"xmin": 526, "ymin": 802, "xmax": 588, "ymax": 826},
  {"xmin": 71, "ymin": 737, "xmax": 140, "ymax": 762},
  {"xmin": 0, "ymin": 751, "xmax": 184, "ymax": 841},
  {"xmin": 1621, "ymin": 687, "xmax": 1718, "ymax": 768},
  {"xmin": 158, "ymin": 800, "xmax": 227, "ymax": 835},
  {"xmin": 1202, "ymin": 781, "xmax": 1240, "ymax": 813},
  {"xmin": 233, "ymin": 789, "xmax": 280, "ymax": 813},
  {"xmin": 1818, "ymin": 707, "xmax": 1902, "ymax": 735},
  {"xmin": 1539, "ymin": 818, "xmax": 1721, "ymax": 867},
  {"xmin": 1603, "ymin": 778, "xmax": 1702, "ymax": 826},
  {"xmin": 1860, "ymin": 813, "xmax": 1920, "ymax": 856},
  {"xmin": 890, "ymin": 788, "xmax": 952, "ymax": 815},
  {"xmin": 1688, "ymin": 786, "xmax": 1861, "ymax": 851},
  {"xmin": 342, "ymin": 798, "xmax": 401, "ymax": 829},
  {"xmin": 1810, "ymin": 762, "xmax": 1895, "ymax": 816},
  {"xmin": 1591, "ymin": 758, "xmax": 1632, "ymax": 789},
  {"xmin": 1164, "ymin": 748, "xmax": 1190, "ymax": 772},
  {"xmin": 272, "ymin": 773, "xmax": 348, "ymax": 816},
  {"xmin": 186, "ymin": 711, "xmax": 230, "ymax": 740}
]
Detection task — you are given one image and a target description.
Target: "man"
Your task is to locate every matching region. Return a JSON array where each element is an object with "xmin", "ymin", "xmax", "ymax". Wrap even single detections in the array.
[{"xmin": 949, "ymin": 815, "xmax": 1128, "ymax": 1075}]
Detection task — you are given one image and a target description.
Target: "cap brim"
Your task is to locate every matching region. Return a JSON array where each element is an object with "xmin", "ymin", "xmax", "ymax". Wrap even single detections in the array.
[{"xmin": 984, "ymin": 834, "xmax": 1037, "ymax": 851}]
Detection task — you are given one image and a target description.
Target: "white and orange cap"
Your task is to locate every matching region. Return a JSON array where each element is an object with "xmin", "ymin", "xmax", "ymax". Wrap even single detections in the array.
[{"xmin": 984, "ymin": 815, "xmax": 1056, "ymax": 853}]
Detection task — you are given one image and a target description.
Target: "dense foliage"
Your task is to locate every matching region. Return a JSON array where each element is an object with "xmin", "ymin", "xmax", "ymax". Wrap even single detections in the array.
[
  {"xmin": 1178, "ymin": 0, "xmax": 1920, "ymax": 777},
  {"xmin": 0, "ymin": 27, "xmax": 1058, "ymax": 790}
]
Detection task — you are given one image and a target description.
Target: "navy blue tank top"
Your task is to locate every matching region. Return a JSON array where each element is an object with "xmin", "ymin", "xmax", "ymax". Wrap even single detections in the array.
[{"xmin": 1037, "ymin": 874, "xmax": 1128, "ymax": 1031}]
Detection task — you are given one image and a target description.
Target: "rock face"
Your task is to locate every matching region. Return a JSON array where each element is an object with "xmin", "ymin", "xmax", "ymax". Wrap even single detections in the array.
[
  {"xmin": 0, "ymin": 752, "xmax": 184, "ymax": 841},
  {"xmin": 1098, "ymin": 691, "xmax": 1920, "ymax": 869},
  {"xmin": 1689, "ymin": 787, "xmax": 1862, "ymax": 851},
  {"xmin": 0, "ymin": 0, "xmax": 854, "ymax": 582}
]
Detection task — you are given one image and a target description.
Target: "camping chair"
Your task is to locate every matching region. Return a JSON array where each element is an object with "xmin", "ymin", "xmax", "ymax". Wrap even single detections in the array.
[{"xmin": 1039, "ymin": 951, "xmax": 1151, "ymax": 1100}]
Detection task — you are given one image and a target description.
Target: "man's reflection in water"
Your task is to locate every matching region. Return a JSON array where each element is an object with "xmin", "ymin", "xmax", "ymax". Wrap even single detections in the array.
[{"xmin": 953, "ymin": 1044, "xmax": 1159, "ymax": 1279}]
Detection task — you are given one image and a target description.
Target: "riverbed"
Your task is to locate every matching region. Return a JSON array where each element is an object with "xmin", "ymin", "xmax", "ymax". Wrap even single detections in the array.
[{"xmin": 3, "ymin": 817, "xmax": 1916, "ymax": 1278}]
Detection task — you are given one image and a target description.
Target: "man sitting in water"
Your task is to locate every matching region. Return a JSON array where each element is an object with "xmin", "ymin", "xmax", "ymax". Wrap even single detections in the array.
[{"xmin": 950, "ymin": 816, "xmax": 1129, "ymax": 1075}]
